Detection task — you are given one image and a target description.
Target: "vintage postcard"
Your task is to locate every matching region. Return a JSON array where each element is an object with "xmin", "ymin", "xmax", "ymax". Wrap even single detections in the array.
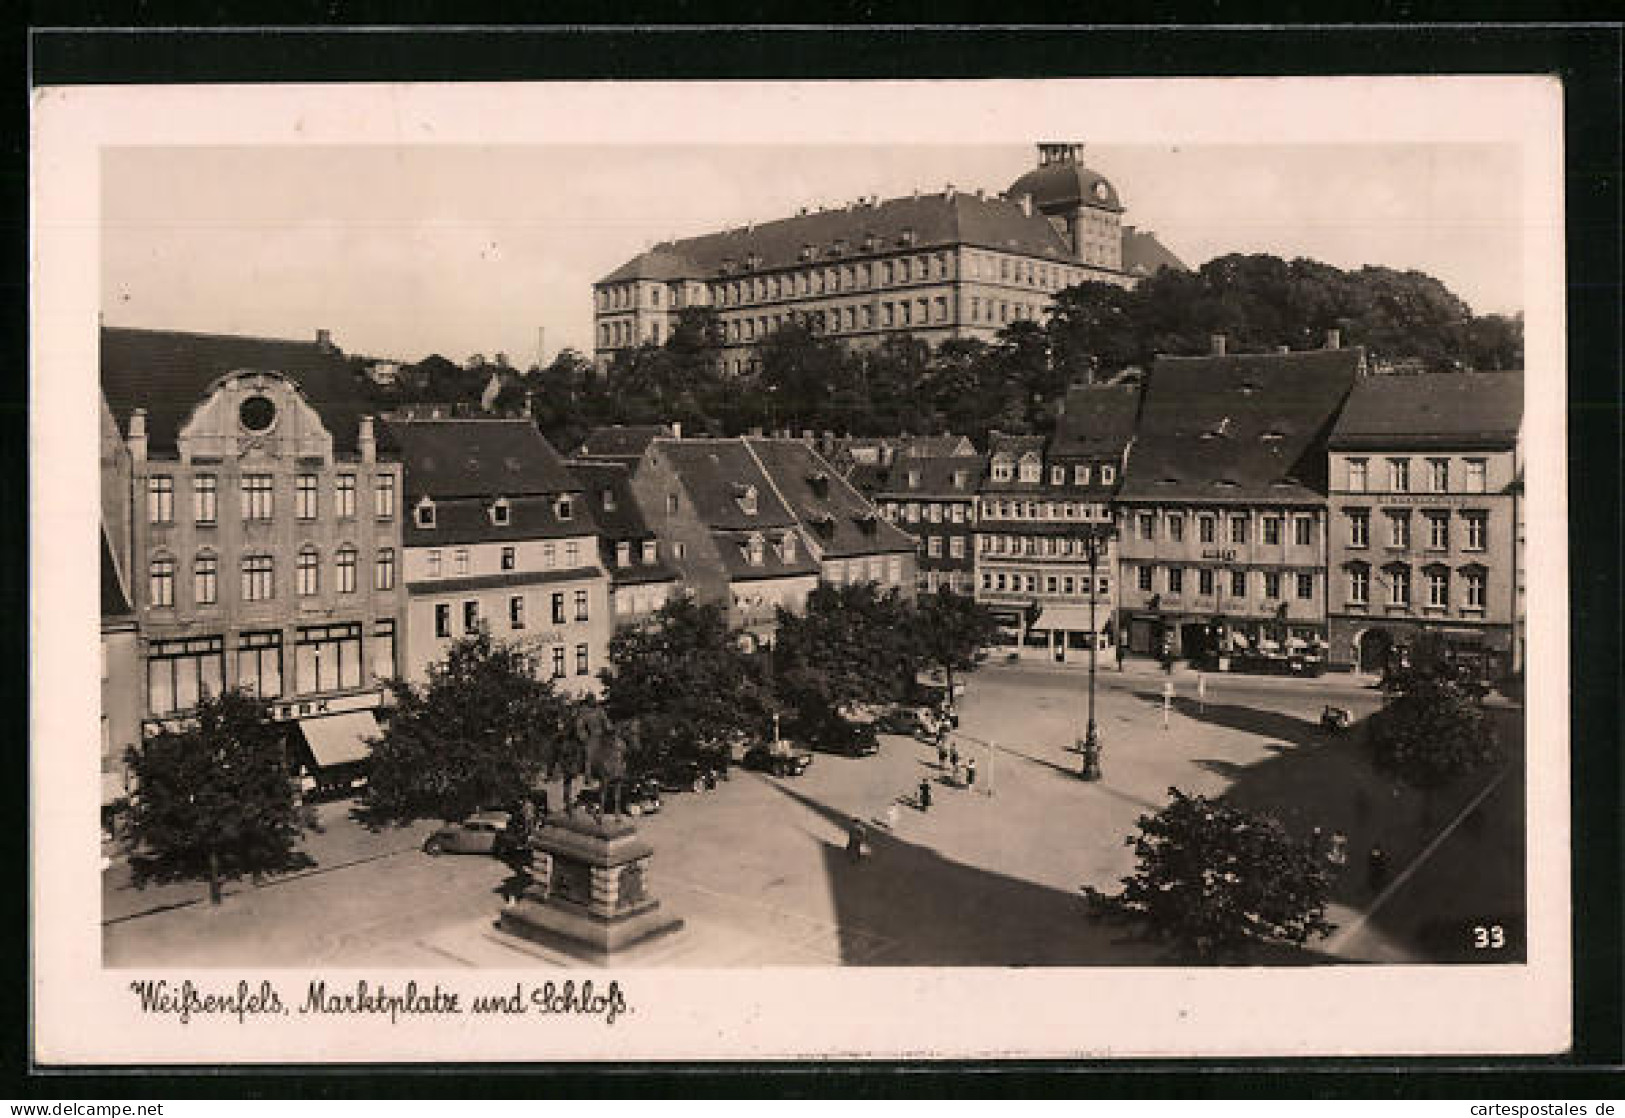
[{"xmin": 32, "ymin": 75, "xmax": 1569, "ymax": 1063}]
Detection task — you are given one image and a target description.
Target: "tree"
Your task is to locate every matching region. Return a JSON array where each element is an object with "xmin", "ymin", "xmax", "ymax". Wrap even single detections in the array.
[
  {"xmin": 366, "ymin": 629, "xmax": 571, "ymax": 823},
  {"xmin": 123, "ymin": 689, "xmax": 313, "ymax": 905},
  {"xmin": 600, "ymin": 598, "xmax": 780, "ymax": 769},
  {"xmin": 1084, "ymin": 788, "xmax": 1335, "ymax": 962},
  {"xmin": 772, "ymin": 582, "xmax": 920, "ymax": 733},
  {"xmin": 1369, "ymin": 667, "xmax": 1501, "ymax": 790},
  {"xmin": 912, "ymin": 587, "xmax": 1000, "ymax": 699}
]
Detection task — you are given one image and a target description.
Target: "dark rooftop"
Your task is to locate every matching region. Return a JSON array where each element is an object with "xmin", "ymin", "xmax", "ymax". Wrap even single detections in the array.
[
  {"xmin": 652, "ymin": 439, "xmax": 799, "ymax": 531},
  {"xmin": 1329, "ymin": 372, "xmax": 1524, "ymax": 449},
  {"xmin": 1051, "ymin": 383, "xmax": 1142, "ymax": 458},
  {"xmin": 745, "ymin": 438, "xmax": 918, "ymax": 559},
  {"xmin": 577, "ymin": 424, "xmax": 674, "ymax": 463},
  {"xmin": 100, "ymin": 325, "xmax": 384, "ymax": 455},
  {"xmin": 385, "ymin": 419, "xmax": 578, "ymax": 500},
  {"xmin": 1121, "ymin": 227, "xmax": 1189, "ymax": 278},
  {"xmin": 565, "ymin": 460, "xmax": 680, "ymax": 587},
  {"xmin": 1120, "ymin": 348, "xmax": 1365, "ymax": 504}
]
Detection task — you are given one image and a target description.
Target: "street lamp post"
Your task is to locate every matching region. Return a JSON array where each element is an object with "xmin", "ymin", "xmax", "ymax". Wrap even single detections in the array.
[{"xmin": 1080, "ymin": 528, "xmax": 1103, "ymax": 781}]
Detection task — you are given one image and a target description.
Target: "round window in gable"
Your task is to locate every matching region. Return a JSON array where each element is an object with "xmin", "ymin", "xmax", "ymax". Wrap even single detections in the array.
[{"xmin": 239, "ymin": 395, "xmax": 277, "ymax": 433}]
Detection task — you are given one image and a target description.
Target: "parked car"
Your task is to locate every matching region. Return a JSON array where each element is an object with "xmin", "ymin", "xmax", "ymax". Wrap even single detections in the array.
[
  {"xmin": 742, "ymin": 744, "xmax": 814, "ymax": 777},
  {"xmin": 875, "ymin": 704, "xmax": 929, "ymax": 736},
  {"xmin": 815, "ymin": 716, "xmax": 880, "ymax": 757},
  {"xmin": 649, "ymin": 757, "xmax": 725, "ymax": 793},
  {"xmin": 422, "ymin": 809, "xmax": 523, "ymax": 857},
  {"xmin": 574, "ymin": 777, "xmax": 663, "ymax": 816}
]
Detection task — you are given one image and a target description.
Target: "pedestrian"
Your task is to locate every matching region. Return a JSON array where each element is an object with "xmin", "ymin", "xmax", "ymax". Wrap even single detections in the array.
[
  {"xmin": 966, "ymin": 758, "xmax": 977, "ymax": 790},
  {"xmin": 1327, "ymin": 830, "xmax": 1349, "ymax": 867},
  {"xmin": 948, "ymin": 743, "xmax": 960, "ymax": 770},
  {"xmin": 918, "ymin": 778, "xmax": 932, "ymax": 811},
  {"xmin": 847, "ymin": 819, "xmax": 868, "ymax": 862},
  {"xmin": 1115, "ymin": 642, "xmax": 1125, "ymax": 672},
  {"xmin": 936, "ymin": 739, "xmax": 948, "ymax": 769},
  {"xmin": 1308, "ymin": 825, "xmax": 1323, "ymax": 857},
  {"xmin": 1366, "ymin": 844, "xmax": 1390, "ymax": 891}
]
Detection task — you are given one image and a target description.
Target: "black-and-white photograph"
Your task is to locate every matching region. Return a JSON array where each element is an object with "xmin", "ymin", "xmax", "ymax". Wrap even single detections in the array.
[{"xmin": 34, "ymin": 76, "xmax": 1570, "ymax": 1062}]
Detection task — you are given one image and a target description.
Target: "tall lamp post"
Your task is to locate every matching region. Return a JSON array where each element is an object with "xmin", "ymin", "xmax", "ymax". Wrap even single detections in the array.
[{"xmin": 1079, "ymin": 527, "xmax": 1104, "ymax": 781}]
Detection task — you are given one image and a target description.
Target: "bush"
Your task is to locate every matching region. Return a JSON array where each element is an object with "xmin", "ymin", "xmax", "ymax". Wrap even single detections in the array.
[{"xmin": 1369, "ymin": 677, "xmax": 1501, "ymax": 789}]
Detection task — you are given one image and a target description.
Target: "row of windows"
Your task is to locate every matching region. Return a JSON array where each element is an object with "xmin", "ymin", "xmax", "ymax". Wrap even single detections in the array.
[
  {"xmin": 1345, "ymin": 456, "xmax": 1490, "ymax": 494},
  {"xmin": 149, "ymin": 547, "xmax": 395, "ymax": 607},
  {"xmin": 964, "ymin": 251, "xmax": 1091, "ymax": 292},
  {"xmin": 988, "ymin": 457, "xmax": 1117, "ymax": 487},
  {"xmin": 922, "ymin": 535, "xmax": 968, "ymax": 560},
  {"xmin": 1345, "ymin": 564, "xmax": 1488, "ymax": 610},
  {"xmin": 599, "ymin": 319, "xmax": 660, "ymax": 348},
  {"xmin": 432, "ymin": 590, "xmax": 591, "ymax": 637},
  {"xmin": 920, "ymin": 570, "xmax": 975, "ymax": 594},
  {"xmin": 1131, "ymin": 564, "xmax": 1317, "ymax": 601},
  {"xmin": 980, "ymin": 571, "xmax": 1111, "ymax": 597},
  {"xmin": 413, "ymin": 495, "xmax": 571, "ymax": 530},
  {"xmin": 824, "ymin": 556, "xmax": 905, "ymax": 585},
  {"xmin": 980, "ymin": 534, "xmax": 1111, "ymax": 559},
  {"xmin": 979, "ymin": 497, "xmax": 1113, "ymax": 520},
  {"xmin": 968, "ymin": 297, "xmax": 1045, "ymax": 326},
  {"xmin": 146, "ymin": 623, "xmax": 393, "ymax": 716},
  {"xmin": 423, "ymin": 540, "xmax": 587, "ymax": 579},
  {"xmin": 1345, "ymin": 509, "xmax": 1488, "ymax": 551},
  {"xmin": 713, "ymin": 253, "xmax": 955, "ymax": 308},
  {"xmin": 881, "ymin": 500, "xmax": 969, "ymax": 525},
  {"xmin": 1134, "ymin": 511, "xmax": 1318, "ymax": 547},
  {"xmin": 147, "ymin": 473, "xmax": 395, "ymax": 525},
  {"xmin": 613, "ymin": 539, "xmax": 661, "ymax": 568}
]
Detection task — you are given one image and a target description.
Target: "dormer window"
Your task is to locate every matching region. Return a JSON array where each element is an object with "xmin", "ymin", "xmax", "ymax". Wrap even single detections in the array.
[
  {"xmin": 1100, "ymin": 465, "xmax": 1116, "ymax": 485},
  {"xmin": 736, "ymin": 484, "xmax": 758, "ymax": 516},
  {"xmin": 863, "ymin": 233, "xmax": 879, "ymax": 252},
  {"xmin": 615, "ymin": 541, "xmax": 631, "ymax": 568},
  {"xmin": 779, "ymin": 531, "xmax": 798, "ymax": 563},
  {"xmin": 900, "ymin": 227, "xmax": 917, "ymax": 246},
  {"xmin": 856, "ymin": 511, "xmax": 879, "ymax": 535},
  {"xmin": 1260, "ymin": 430, "xmax": 1285, "ymax": 444},
  {"xmin": 414, "ymin": 497, "xmax": 436, "ymax": 529},
  {"xmin": 907, "ymin": 470, "xmax": 921, "ymax": 489},
  {"xmin": 489, "ymin": 497, "xmax": 511, "ymax": 526},
  {"xmin": 555, "ymin": 496, "xmax": 573, "ymax": 521},
  {"xmin": 810, "ymin": 511, "xmax": 836, "ymax": 537},
  {"xmin": 991, "ymin": 455, "xmax": 1014, "ymax": 482},
  {"xmin": 952, "ymin": 470, "xmax": 968, "ymax": 490},
  {"xmin": 641, "ymin": 540, "xmax": 657, "ymax": 565},
  {"xmin": 800, "ymin": 244, "xmax": 815, "ymax": 262},
  {"xmin": 1018, "ymin": 454, "xmax": 1041, "ymax": 483},
  {"xmin": 602, "ymin": 488, "xmax": 617, "ymax": 512},
  {"xmin": 808, "ymin": 471, "xmax": 830, "ymax": 497},
  {"xmin": 744, "ymin": 535, "xmax": 765, "ymax": 567},
  {"xmin": 1074, "ymin": 464, "xmax": 1091, "ymax": 485},
  {"xmin": 1202, "ymin": 417, "xmax": 1233, "ymax": 439},
  {"xmin": 1050, "ymin": 465, "xmax": 1065, "ymax": 485}
]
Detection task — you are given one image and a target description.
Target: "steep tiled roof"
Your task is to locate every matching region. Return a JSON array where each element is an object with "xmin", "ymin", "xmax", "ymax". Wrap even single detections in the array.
[
  {"xmin": 565, "ymin": 460, "xmax": 679, "ymax": 587},
  {"xmin": 1121, "ymin": 227, "xmax": 1189, "ymax": 278},
  {"xmin": 652, "ymin": 439, "xmax": 798, "ymax": 531},
  {"xmin": 399, "ymin": 494, "xmax": 597, "ymax": 549},
  {"xmin": 597, "ymin": 191, "xmax": 1082, "ymax": 285},
  {"xmin": 100, "ymin": 326, "xmax": 384, "ymax": 455},
  {"xmin": 869, "ymin": 455, "xmax": 984, "ymax": 500},
  {"xmin": 1051, "ymin": 383, "xmax": 1141, "ymax": 458},
  {"xmin": 577, "ymin": 424, "xmax": 674, "ymax": 463},
  {"xmin": 1120, "ymin": 348, "xmax": 1364, "ymax": 504},
  {"xmin": 1329, "ymin": 372, "xmax": 1523, "ymax": 449},
  {"xmin": 745, "ymin": 438, "xmax": 917, "ymax": 559},
  {"xmin": 711, "ymin": 528, "xmax": 821, "ymax": 583},
  {"xmin": 901, "ymin": 434, "xmax": 978, "ymax": 458},
  {"xmin": 385, "ymin": 419, "xmax": 578, "ymax": 500}
]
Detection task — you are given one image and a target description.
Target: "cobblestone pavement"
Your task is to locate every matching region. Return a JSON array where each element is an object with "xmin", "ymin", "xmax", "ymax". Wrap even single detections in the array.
[{"xmin": 103, "ymin": 663, "xmax": 1523, "ymax": 968}]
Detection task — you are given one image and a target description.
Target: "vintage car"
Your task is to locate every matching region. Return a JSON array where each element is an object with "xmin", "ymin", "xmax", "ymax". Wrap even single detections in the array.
[
  {"xmin": 421, "ymin": 810, "xmax": 522, "ymax": 857},
  {"xmin": 741, "ymin": 744, "xmax": 814, "ymax": 777},
  {"xmin": 573, "ymin": 776, "xmax": 664, "ymax": 816}
]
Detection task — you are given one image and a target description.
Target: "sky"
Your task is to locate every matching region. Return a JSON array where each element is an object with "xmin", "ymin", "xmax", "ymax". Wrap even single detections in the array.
[{"xmin": 101, "ymin": 142, "xmax": 1522, "ymax": 368}]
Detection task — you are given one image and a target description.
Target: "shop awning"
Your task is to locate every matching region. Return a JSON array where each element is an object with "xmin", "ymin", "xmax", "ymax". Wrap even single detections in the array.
[
  {"xmin": 1034, "ymin": 605, "xmax": 1102, "ymax": 632},
  {"xmin": 297, "ymin": 711, "xmax": 378, "ymax": 769}
]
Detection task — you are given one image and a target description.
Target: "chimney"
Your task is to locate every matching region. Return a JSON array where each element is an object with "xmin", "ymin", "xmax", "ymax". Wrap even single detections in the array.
[
  {"xmin": 945, "ymin": 184, "xmax": 956, "ymax": 202},
  {"xmin": 315, "ymin": 328, "xmax": 333, "ymax": 352},
  {"xmin": 128, "ymin": 408, "xmax": 147, "ymax": 463},
  {"xmin": 974, "ymin": 187, "xmax": 985, "ymax": 201},
  {"xmin": 1325, "ymin": 328, "xmax": 1342, "ymax": 350},
  {"xmin": 1210, "ymin": 333, "xmax": 1228, "ymax": 356},
  {"xmin": 670, "ymin": 421, "xmax": 682, "ymax": 440},
  {"xmin": 1018, "ymin": 194, "xmax": 1034, "ymax": 217},
  {"xmin": 495, "ymin": 351, "xmax": 509, "ymax": 368},
  {"xmin": 359, "ymin": 415, "xmax": 376, "ymax": 463}
]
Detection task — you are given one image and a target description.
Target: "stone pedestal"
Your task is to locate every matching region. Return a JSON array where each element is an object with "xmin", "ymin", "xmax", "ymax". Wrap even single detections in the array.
[{"xmin": 497, "ymin": 811, "xmax": 683, "ymax": 960}]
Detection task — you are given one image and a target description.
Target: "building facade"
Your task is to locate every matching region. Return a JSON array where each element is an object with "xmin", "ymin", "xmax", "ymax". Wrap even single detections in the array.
[
  {"xmin": 99, "ymin": 326, "xmax": 407, "ymax": 773},
  {"xmin": 566, "ymin": 459, "xmax": 682, "ymax": 625},
  {"xmin": 870, "ymin": 454, "xmax": 983, "ymax": 596},
  {"xmin": 1324, "ymin": 372, "xmax": 1524, "ymax": 675},
  {"xmin": 1115, "ymin": 340, "xmax": 1362, "ymax": 660},
  {"xmin": 100, "ymin": 530, "xmax": 142, "ymax": 809},
  {"xmin": 973, "ymin": 415, "xmax": 1127, "ymax": 664},
  {"xmin": 593, "ymin": 144, "xmax": 1185, "ymax": 374},
  {"xmin": 388, "ymin": 419, "xmax": 611, "ymax": 697}
]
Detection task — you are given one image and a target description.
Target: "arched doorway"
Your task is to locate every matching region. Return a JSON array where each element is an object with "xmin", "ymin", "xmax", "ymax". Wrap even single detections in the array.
[{"xmin": 1356, "ymin": 628, "xmax": 1393, "ymax": 674}]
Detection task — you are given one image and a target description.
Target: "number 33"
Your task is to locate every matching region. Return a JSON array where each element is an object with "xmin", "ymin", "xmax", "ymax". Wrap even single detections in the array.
[{"xmin": 1473, "ymin": 924, "xmax": 1506, "ymax": 949}]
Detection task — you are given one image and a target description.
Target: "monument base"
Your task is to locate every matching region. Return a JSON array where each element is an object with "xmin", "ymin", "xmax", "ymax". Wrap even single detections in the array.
[{"xmin": 495, "ymin": 810, "xmax": 683, "ymax": 961}]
